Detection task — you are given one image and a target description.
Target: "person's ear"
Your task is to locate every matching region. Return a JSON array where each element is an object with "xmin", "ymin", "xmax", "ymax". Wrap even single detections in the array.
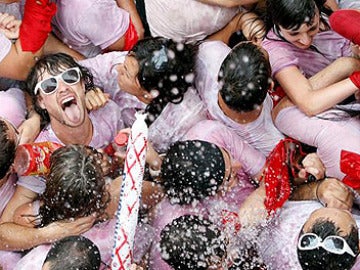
[
  {"xmin": 269, "ymin": 80, "xmax": 275, "ymax": 91},
  {"xmin": 37, "ymin": 96, "xmax": 46, "ymax": 110}
]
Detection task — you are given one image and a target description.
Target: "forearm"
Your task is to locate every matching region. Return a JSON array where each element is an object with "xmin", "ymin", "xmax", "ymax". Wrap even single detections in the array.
[
  {"xmin": 43, "ymin": 33, "xmax": 85, "ymax": 61},
  {"xmin": 116, "ymin": 0, "xmax": 144, "ymax": 39},
  {"xmin": 277, "ymin": 66, "xmax": 359, "ymax": 116},
  {"xmin": 196, "ymin": 0, "xmax": 258, "ymax": 8},
  {"xmin": 0, "ymin": 222, "xmax": 52, "ymax": 250},
  {"xmin": 309, "ymin": 57, "xmax": 360, "ymax": 90},
  {"xmin": 290, "ymin": 181, "xmax": 318, "ymax": 201}
]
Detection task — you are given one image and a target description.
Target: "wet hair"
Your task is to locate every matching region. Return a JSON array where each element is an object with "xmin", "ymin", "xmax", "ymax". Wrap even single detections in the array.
[
  {"xmin": 26, "ymin": 53, "xmax": 95, "ymax": 125},
  {"xmin": 161, "ymin": 140, "xmax": 225, "ymax": 205},
  {"xmin": 0, "ymin": 119, "xmax": 16, "ymax": 179},
  {"xmin": 265, "ymin": 0, "xmax": 331, "ymax": 35},
  {"xmin": 218, "ymin": 42, "xmax": 271, "ymax": 112},
  {"xmin": 130, "ymin": 37, "xmax": 198, "ymax": 125},
  {"xmin": 39, "ymin": 144, "xmax": 110, "ymax": 227},
  {"xmin": 160, "ymin": 215, "xmax": 226, "ymax": 270},
  {"xmin": 43, "ymin": 235, "xmax": 101, "ymax": 270},
  {"xmin": 297, "ymin": 219, "xmax": 359, "ymax": 270}
]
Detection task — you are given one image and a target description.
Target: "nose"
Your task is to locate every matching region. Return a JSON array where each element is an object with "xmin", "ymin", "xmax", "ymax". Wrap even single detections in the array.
[
  {"xmin": 57, "ymin": 78, "xmax": 70, "ymax": 93},
  {"xmin": 298, "ymin": 33, "xmax": 312, "ymax": 46}
]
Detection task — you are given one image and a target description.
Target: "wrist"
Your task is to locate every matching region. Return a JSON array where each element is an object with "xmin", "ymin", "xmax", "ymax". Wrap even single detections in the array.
[{"xmin": 315, "ymin": 180, "xmax": 326, "ymax": 206}]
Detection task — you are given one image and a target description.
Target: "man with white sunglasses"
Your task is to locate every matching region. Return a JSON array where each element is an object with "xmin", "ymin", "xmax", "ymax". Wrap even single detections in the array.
[{"xmin": 0, "ymin": 53, "xmax": 130, "ymax": 247}]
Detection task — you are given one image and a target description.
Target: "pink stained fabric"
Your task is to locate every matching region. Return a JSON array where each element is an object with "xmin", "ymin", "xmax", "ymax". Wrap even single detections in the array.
[
  {"xmin": 195, "ymin": 40, "xmax": 285, "ymax": 156},
  {"xmin": 16, "ymin": 100, "xmax": 128, "ymax": 195},
  {"xmin": 80, "ymin": 51, "xmax": 207, "ymax": 153},
  {"xmin": 51, "ymin": 0, "xmax": 130, "ymax": 58},
  {"xmin": 275, "ymin": 105, "xmax": 360, "ymax": 180},
  {"xmin": 145, "ymin": 0, "xmax": 239, "ymax": 43},
  {"xmin": 0, "ymin": 88, "xmax": 26, "ymax": 127},
  {"xmin": 262, "ymin": 29, "xmax": 352, "ymax": 78}
]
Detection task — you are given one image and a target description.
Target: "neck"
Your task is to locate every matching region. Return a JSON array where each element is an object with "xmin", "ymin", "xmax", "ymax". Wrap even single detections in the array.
[
  {"xmin": 51, "ymin": 116, "xmax": 93, "ymax": 145},
  {"xmin": 218, "ymin": 93, "xmax": 262, "ymax": 124}
]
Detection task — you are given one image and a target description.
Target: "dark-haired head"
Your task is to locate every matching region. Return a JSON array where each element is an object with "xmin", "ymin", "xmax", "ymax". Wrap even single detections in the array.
[
  {"xmin": 26, "ymin": 53, "xmax": 95, "ymax": 125},
  {"xmin": 161, "ymin": 140, "xmax": 226, "ymax": 205},
  {"xmin": 130, "ymin": 37, "xmax": 198, "ymax": 124},
  {"xmin": 297, "ymin": 208, "xmax": 359, "ymax": 270},
  {"xmin": 39, "ymin": 144, "xmax": 109, "ymax": 227},
  {"xmin": 160, "ymin": 214, "xmax": 226, "ymax": 270},
  {"xmin": 43, "ymin": 235, "xmax": 101, "ymax": 270},
  {"xmin": 218, "ymin": 42, "xmax": 271, "ymax": 113},
  {"xmin": 0, "ymin": 119, "xmax": 17, "ymax": 179},
  {"xmin": 265, "ymin": 0, "xmax": 331, "ymax": 38}
]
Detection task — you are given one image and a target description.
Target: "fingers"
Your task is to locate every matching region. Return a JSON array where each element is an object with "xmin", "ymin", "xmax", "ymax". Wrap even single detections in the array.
[
  {"xmin": 318, "ymin": 178, "xmax": 354, "ymax": 210},
  {"xmin": 85, "ymin": 88, "xmax": 109, "ymax": 110},
  {"xmin": 301, "ymin": 153, "xmax": 325, "ymax": 180}
]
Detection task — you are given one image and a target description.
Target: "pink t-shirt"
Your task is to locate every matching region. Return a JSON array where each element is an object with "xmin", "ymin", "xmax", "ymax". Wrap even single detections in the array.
[
  {"xmin": 195, "ymin": 41, "xmax": 285, "ymax": 156},
  {"xmin": 52, "ymin": 0, "xmax": 130, "ymax": 58},
  {"xmin": 145, "ymin": 0, "xmax": 239, "ymax": 43},
  {"xmin": 262, "ymin": 28, "xmax": 352, "ymax": 78},
  {"xmin": 0, "ymin": 33, "xmax": 11, "ymax": 63}
]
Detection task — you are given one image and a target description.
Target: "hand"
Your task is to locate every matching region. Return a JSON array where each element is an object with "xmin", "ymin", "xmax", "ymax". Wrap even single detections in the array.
[
  {"xmin": 239, "ymin": 12, "xmax": 265, "ymax": 44},
  {"xmin": 18, "ymin": 113, "xmax": 41, "ymax": 144},
  {"xmin": 298, "ymin": 153, "xmax": 325, "ymax": 181},
  {"xmin": 0, "ymin": 12, "xmax": 21, "ymax": 39},
  {"xmin": 131, "ymin": 264, "xmax": 144, "ymax": 270},
  {"xmin": 44, "ymin": 215, "xmax": 96, "ymax": 241},
  {"xmin": 85, "ymin": 87, "xmax": 110, "ymax": 111},
  {"xmin": 317, "ymin": 178, "xmax": 353, "ymax": 210}
]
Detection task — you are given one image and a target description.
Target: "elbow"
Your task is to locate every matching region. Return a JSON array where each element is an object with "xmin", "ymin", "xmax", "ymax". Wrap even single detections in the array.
[{"xmin": 297, "ymin": 102, "xmax": 319, "ymax": 117}]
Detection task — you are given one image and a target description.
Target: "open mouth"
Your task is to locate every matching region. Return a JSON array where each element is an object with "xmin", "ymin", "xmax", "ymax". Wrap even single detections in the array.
[{"xmin": 61, "ymin": 97, "xmax": 77, "ymax": 110}]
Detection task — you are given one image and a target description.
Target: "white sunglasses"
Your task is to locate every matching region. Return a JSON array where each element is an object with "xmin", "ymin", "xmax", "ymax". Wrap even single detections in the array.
[
  {"xmin": 34, "ymin": 67, "xmax": 81, "ymax": 95},
  {"xmin": 298, "ymin": 233, "xmax": 357, "ymax": 257}
]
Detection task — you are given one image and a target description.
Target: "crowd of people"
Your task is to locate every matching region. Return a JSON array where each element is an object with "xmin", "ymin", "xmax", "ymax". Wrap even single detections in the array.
[{"xmin": 0, "ymin": 0, "xmax": 359, "ymax": 269}]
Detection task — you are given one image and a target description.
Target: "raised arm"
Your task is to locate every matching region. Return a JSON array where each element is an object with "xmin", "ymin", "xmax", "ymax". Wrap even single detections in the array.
[
  {"xmin": 0, "ymin": 0, "xmax": 56, "ymax": 80},
  {"xmin": 275, "ymin": 57, "xmax": 360, "ymax": 116},
  {"xmin": 196, "ymin": 0, "xmax": 259, "ymax": 8}
]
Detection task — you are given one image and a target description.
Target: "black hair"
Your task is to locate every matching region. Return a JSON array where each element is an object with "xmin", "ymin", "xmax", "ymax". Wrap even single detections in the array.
[
  {"xmin": 161, "ymin": 140, "xmax": 225, "ymax": 205},
  {"xmin": 218, "ymin": 42, "xmax": 271, "ymax": 112},
  {"xmin": 130, "ymin": 37, "xmax": 198, "ymax": 125},
  {"xmin": 26, "ymin": 53, "xmax": 95, "ymax": 125},
  {"xmin": 43, "ymin": 235, "xmax": 101, "ymax": 270},
  {"xmin": 0, "ymin": 119, "xmax": 16, "ymax": 179},
  {"xmin": 160, "ymin": 215, "xmax": 226, "ymax": 270},
  {"xmin": 297, "ymin": 219, "xmax": 359, "ymax": 270},
  {"xmin": 265, "ymin": 0, "xmax": 331, "ymax": 34}
]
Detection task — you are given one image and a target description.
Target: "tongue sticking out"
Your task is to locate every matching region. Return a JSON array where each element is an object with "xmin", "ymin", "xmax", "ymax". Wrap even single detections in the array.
[{"xmin": 64, "ymin": 103, "xmax": 81, "ymax": 123}]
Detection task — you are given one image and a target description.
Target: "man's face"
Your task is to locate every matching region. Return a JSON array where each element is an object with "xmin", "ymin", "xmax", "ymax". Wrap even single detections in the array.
[{"xmin": 36, "ymin": 67, "xmax": 87, "ymax": 128}]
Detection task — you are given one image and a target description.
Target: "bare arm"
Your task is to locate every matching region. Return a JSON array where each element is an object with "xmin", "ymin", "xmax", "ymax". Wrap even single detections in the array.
[
  {"xmin": 196, "ymin": 0, "xmax": 259, "ymax": 8},
  {"xmin": 115, "ymin": 0, "xmax": 144, "ymax": 40},
  {"xmin": 207, "ymin": 11, "xmax": 264, "ymax": 44},
  {"xmin": 275, "ymin": 59, "xmax": 360, "ymax": 116},
  {"xmin": 43, "ymin": 33, "xmax": 86, "ymax": 61},
  {"xmin": 0, "ymin": 216, "xmax": 95, "ymax": 251}
]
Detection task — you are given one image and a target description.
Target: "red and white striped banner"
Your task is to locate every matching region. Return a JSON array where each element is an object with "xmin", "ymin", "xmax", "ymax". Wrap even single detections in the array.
[{"xmin": 111, "ymin": 112, "xmax": 148, "ymax": 270}]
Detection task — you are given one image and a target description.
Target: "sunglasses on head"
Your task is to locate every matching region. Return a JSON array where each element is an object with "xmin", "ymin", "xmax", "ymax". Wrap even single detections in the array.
[
  {"xmin": 298, "ymin": 233, "xmax": 357, "ymax": 257},
  {"xmin": 34, "ymin": 67, "xmax": 81, "ymax": 95}
]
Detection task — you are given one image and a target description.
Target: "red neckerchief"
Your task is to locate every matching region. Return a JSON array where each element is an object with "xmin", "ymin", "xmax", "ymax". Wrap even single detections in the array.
[{"xmin": 341, "ymin": 150, "xmax": 360, "ymax": 189}]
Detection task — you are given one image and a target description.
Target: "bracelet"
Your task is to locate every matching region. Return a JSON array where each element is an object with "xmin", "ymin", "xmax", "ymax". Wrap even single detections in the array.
[{"xmin": 315, "ymin": 181, "xmax": 326, "ymax": 207}]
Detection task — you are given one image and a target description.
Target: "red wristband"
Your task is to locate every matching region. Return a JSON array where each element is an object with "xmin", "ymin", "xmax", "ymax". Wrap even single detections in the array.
[
  {"xmin": 19, "ymin": 0, "xmax": 57, "ymax": 53},
  {"xmin": 123, "ymin": 18, "xmax": 139, "ymax": 51},
  {"xmin": 349, "ymin": 71, "xmax": 360, "ymax": 89}
]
